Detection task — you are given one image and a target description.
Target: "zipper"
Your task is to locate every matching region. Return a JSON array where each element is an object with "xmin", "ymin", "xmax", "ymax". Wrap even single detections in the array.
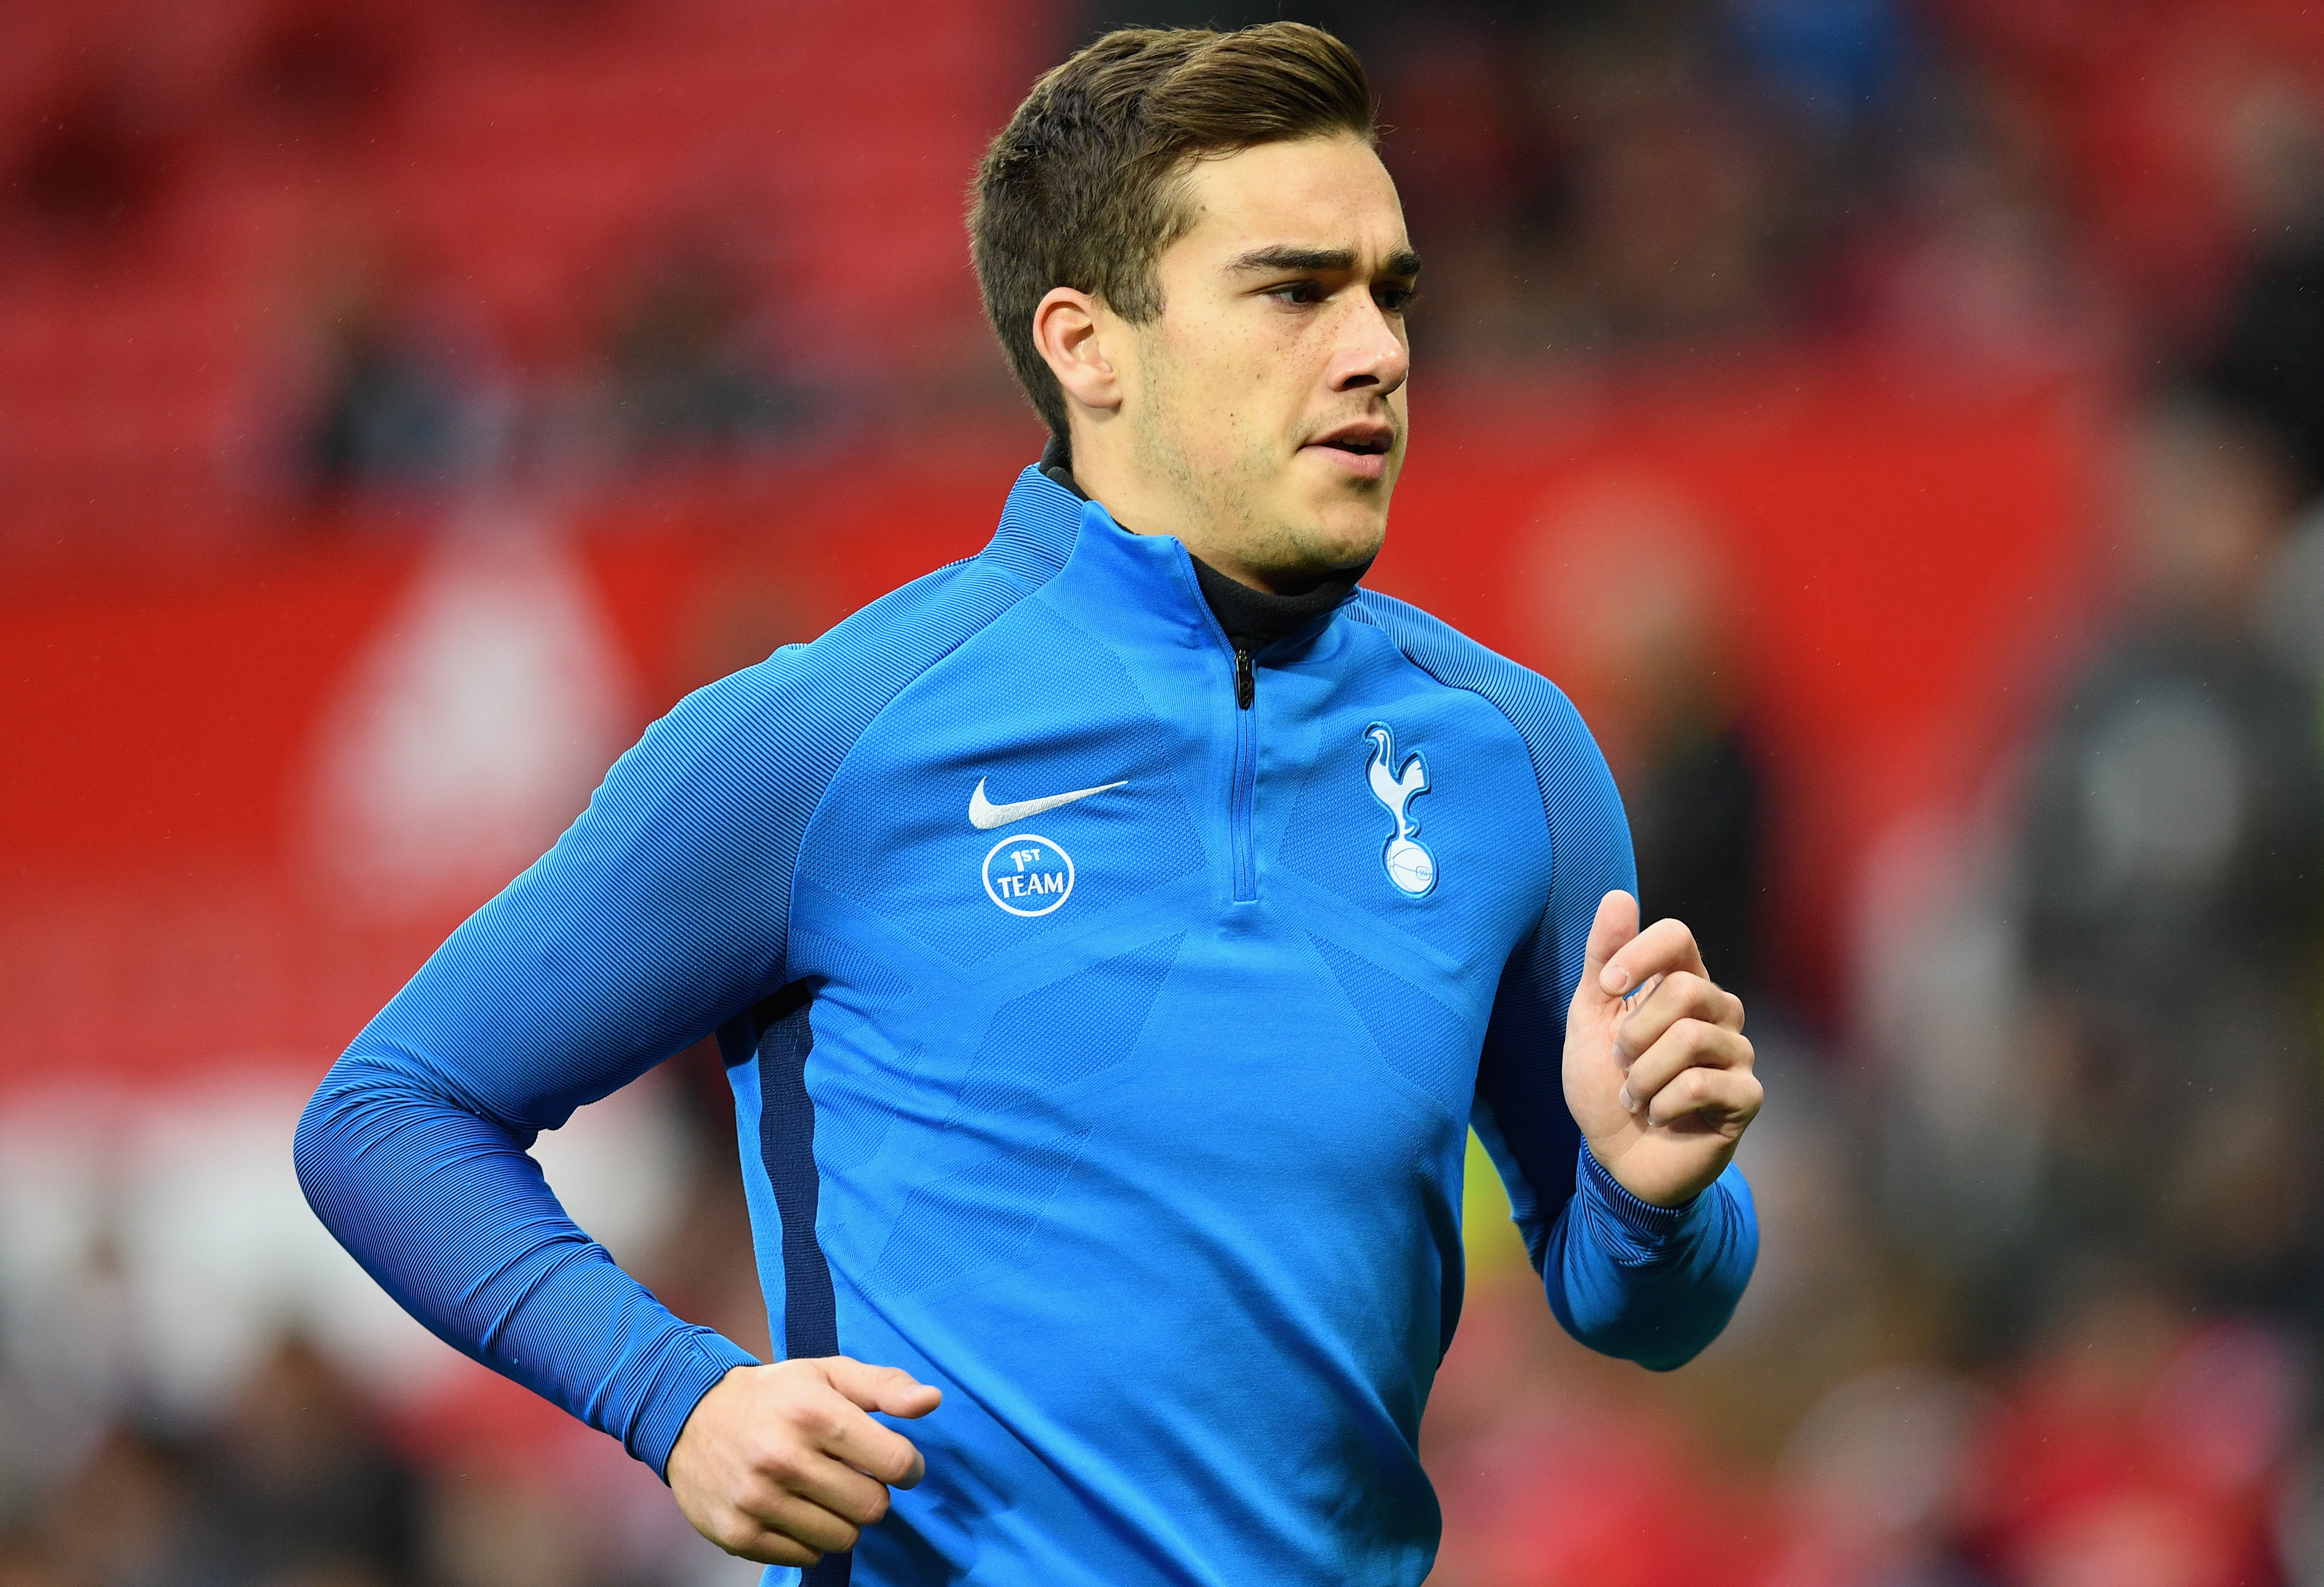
[{"xmin": 1231, "ymin": 647, "xmax": 1256, "ymax": 900}]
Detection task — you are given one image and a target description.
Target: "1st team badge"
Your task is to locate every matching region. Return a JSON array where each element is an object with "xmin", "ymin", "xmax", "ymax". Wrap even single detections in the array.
[{"xmin": 983, "ymin": 833, "xmax": 1075, "ymax": 917}]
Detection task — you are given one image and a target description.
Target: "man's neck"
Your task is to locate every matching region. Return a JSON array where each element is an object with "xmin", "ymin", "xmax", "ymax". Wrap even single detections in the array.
[
  {"xmin": 1039, "ymin": 432, "xmax": 1365, "ymax": 653},
  {"xmin": 1047, "ymin": 431, "xmax": 1365, "ymax": 597}
]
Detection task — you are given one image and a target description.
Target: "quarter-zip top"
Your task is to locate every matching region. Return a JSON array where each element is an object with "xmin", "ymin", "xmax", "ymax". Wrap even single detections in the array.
[{"xmin": 297, "ymin": 462, "xmax": 1760, "ymax": 1587}]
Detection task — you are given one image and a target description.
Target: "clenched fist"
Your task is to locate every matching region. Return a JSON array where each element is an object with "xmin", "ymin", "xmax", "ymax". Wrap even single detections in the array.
[
  {"xmin": 1563, "ymin": 890, "xmax": 1761, "ymax": 1208},
  {"xmin": 667, "ymin": 1355, "xmax": 941, "ymax": 1568}
]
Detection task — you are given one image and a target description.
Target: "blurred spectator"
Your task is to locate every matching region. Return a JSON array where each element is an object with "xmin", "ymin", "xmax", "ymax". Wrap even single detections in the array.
[
  {"xmin": 2208, "ymin": 86, "xmax": 2324, "ymax": 496},
  {"xmin": 238, "ymin": 4, "xmax": 411, "ymax": 139},
  {"xmin": 2256, "ymin": 499, "xmax": 2324, "ymax": 691},
  {"xmin": 178, "ymin": 1335, "xmax": 420, "ymax": 1586},
  {"xmin": 601, "ymin": 245, "xmax": 809, "ymax": 464},
  {"xmin": 1724, "ymin": 0, "xmax": 1910, "ymax": 139},
  {"xmin": 1779, "ymin": 1364, "xmax": 1999, "ymax": 1587},
  {"xmin": 296, "ymin": 263, "xmax": 512, "ymax": 498},
  {"xmin": 1862, "ymin": 386, "xmax": 2324, "ymax": 1382},
  {"xmin": 11, "ymin": 66, "xmax": 182, "ymax": 244},
  {"xmin": 1956, "ymin": 1279, "xmax": 2301, "ymax": 1587},
  {"xmin": 27, "ymin": 1423, "xmax": 189, "ymax": 1587},
  {"xmin": 2014, "ymin": 393, "xmax": 2324, "ymax": 1320},
  {"xmin": 1525, "ymin": 479, "xmax": 1771, "ymax": 1001}
]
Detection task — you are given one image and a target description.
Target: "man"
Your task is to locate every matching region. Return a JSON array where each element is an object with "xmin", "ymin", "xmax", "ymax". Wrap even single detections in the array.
[{"xmin": 296, "ymin": 23, "xmax": 1761, "ymax": 1586}]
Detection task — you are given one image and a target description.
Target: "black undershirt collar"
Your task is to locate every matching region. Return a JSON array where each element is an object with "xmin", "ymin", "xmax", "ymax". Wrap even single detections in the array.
[{"xmin": 1037, "ymin": 432, "xmax": 1368, "ymax": 654}]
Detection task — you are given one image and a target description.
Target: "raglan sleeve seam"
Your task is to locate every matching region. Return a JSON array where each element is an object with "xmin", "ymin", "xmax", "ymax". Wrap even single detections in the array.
[
  {"xmin": 1348, "ymin": 599, "xmax": 1573, "ymax": 1242},
  {"xmin": 1346, "ymin": 597, "xmax": 1754, "ymax": 1367},
  {"xmin": 778, "ymin": 563, "xmax": 1042, "ymax": 978},
  {"xmin": 1484, "ymin": 686, "xmax": 1721, "ymax": 1269}
]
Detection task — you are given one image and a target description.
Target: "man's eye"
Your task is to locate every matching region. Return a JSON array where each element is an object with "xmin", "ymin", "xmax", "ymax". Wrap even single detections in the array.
[
  {"xmin": 1269, "ymin": 282, "xmax": 1325, "ymax": 306},
  {"xmin": 1378, "ymin": 286, "xmax": 1417, "ymax": 314}
]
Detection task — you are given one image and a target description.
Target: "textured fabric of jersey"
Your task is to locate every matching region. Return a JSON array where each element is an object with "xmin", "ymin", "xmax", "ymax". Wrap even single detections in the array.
[{"xmin": 296, "ymin": 464, "xmax": 1759, "ymax": 1587}]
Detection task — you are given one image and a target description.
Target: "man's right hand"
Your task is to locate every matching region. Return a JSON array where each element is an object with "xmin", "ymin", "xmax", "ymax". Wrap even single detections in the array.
[{"xmin": 666, "ymin": 1356, "xmax": 942, "ymax": 1568}]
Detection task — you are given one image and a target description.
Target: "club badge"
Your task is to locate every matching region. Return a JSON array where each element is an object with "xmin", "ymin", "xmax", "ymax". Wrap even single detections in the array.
[{"xmin": 1364, "ymin": 723, "xmax": 1436, "ymax": 898}]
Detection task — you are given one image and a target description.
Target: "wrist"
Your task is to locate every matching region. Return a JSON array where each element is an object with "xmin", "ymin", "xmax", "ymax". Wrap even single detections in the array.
[
  {"xmin": 644, "ymin": 1337, "xmax": 763, "ymax": 1483},
  {"xmin": 1581, "ymin": 1124, "xmax": 1734, "ymax": 1207},
  {"xmin": 1577, "ymin": 1143, "xmax": 1698, "ymax": 1254}
]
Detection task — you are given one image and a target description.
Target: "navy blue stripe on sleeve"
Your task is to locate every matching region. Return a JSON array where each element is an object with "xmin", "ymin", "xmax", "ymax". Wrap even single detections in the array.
[{"xmin": 294, "ymin": 482, "xmax": 1075, "ymax": 1478}]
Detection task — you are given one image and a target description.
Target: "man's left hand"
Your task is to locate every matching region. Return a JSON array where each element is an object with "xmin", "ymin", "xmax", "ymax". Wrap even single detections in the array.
[{"xmin": 1563, "ymin": 889, "xmax": 1761, "ymax": 1208}]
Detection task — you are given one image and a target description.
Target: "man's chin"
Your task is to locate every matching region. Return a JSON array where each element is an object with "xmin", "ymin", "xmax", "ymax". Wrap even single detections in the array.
[{"xmin": 1287, "ymin": 511, "xmax": 1388, "ymax": 580}]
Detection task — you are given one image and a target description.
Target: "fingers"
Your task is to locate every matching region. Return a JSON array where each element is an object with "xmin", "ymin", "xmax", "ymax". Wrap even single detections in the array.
[
  {"xmin": 1619, "ymin": 1026, "xmax": 1761, "ymax": 1128},
  {"xmin": 701, "ymin": 1518, "xmax": 823, "ymax": 1569},
  {"xmin": 821, "ymin": 1357, "xmax": 944, "ymax": 1420},
  {"xmin": 738, "ymin": 1444, "xmax": 891, "ymax": 1534},
  {"xmin": 1600, "ymin": 913, "xmax": 1711, "ymax": 998},
  {"xmin": 815, "ymin": 1399, "xmax": 928, "ymax": 1491},
  {"xmin": 723, "ymin": 1480, "xmax": 876, "ymax": 1562},
  {"xmin": 1612, "ymin": 970, "xmax": 1745, "ymax": 1068},
  {"xmin": 1611, "ymin": 966, "xmax": 1750, "ymax": 1118},
  {"xmin": 765, "ymin": 1432, "xmax": 897, "ymax": 1526},
  {"xmin": 1625, "ymin": 1021, "xmax": 1753, "ymax": 1110},
  {"xmin": 1645, "ymin": 1063, "xmax": 1763, "ymax": 1131},
  {"xmin": 816, "ymin": 1358, "xmax": 939, "ymax": 1488}
]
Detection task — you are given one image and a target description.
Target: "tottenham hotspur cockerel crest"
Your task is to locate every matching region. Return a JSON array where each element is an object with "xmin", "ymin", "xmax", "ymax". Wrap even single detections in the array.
[{"xmin": 1364, "ymin": 723, "xmax": 1435, "ymax": 897}]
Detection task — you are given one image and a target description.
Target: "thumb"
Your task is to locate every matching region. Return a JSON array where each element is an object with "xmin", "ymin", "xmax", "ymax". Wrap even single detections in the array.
[
  {"xmin": 1575, "ymin": 889, "xmax": 1641, "ymax": 1009},
  {"xmin": 820, "ymin": 1357, "xmax": 943, "ymax": 1419}
]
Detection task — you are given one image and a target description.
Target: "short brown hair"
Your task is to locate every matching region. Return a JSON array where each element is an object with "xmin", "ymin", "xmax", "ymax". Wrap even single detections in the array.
[{"xmin": 969, "ymin": 23, "xmax": 1377, "ymax": 436}]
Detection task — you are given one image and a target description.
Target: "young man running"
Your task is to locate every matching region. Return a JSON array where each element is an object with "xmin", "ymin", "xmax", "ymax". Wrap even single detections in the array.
[{"xmin": 298, "ymin": 24, "xmax": 1761, "ymax": 1586}]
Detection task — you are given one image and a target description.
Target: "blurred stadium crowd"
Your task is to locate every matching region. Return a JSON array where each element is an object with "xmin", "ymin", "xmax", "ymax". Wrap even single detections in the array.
[{"xmin": 3, "ymin": 0, "xmax": 2324, "ymax": 1584}]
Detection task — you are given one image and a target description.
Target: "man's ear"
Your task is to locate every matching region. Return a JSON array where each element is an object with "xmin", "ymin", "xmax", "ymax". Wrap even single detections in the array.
[{"xmin": 1032, "ymin": 287, "xmax": 1123, "ymax": 416}]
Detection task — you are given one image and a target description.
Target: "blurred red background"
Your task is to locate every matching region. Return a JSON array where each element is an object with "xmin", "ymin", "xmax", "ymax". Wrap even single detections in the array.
[
  {"xmin": 0, "ymin": 373, "xmax": 2099, "ymax": 1093},
  {"xmin": 4, "ymin": 2, "xmax": 2320, "ymax": 1585}
]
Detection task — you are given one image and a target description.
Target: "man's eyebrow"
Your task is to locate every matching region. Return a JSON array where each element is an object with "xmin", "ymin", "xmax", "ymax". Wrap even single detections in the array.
[
  {"xmin": 1226, "ymin": 245, "xmax": 1356, "ymax": 276},
  {"xmin": 1223, "ymin": 244, "xmax": 1426, "ymax": 281}
]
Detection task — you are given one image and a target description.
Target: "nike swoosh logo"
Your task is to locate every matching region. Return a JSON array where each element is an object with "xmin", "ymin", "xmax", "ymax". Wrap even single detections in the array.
[{"xmin": 969, "ymin": 776, "xmax": 1127, "ymax": 830}]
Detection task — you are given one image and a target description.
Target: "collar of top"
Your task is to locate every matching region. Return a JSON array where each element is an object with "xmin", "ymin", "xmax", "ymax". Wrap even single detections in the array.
[
  {"xmin": 986, "ymin": 464, "xmax": 1224, "ymax": 658},
  {"xmin": 986, "ymin": 463, "xmax": 1357, "ymax": 660}
]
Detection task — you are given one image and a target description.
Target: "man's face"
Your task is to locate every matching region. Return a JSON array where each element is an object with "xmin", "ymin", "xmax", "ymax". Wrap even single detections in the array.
[{"xmin": 1124, "ymin": 134, "xmax": 1416, "ymax": 588}]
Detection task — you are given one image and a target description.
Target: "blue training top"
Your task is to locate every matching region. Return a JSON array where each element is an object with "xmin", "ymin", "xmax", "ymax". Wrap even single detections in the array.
[{"xmin": 296, "ymin": 464, "xmax": 1758, "ymax": 1587}]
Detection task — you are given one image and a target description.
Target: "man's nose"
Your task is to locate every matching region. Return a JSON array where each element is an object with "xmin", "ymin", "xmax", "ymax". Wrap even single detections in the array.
[{"xmin": 1330, "ymin": 293, "xmax": 1410, "ymax": 396}]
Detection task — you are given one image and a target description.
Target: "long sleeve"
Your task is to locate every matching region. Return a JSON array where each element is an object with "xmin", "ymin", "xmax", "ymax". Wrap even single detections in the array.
[
  {"xmin": 294, "ymin": 550, "xmax": 1037, "ymax": 1478},
  {"xmin": 1468, "ymin": 684, "xmax": 1759, "ymax": 1372},
  {"xmin": 295, "ymin": 664, "xmax": 818, "ymax": 1477},
  {"xmin": 296, "ymin": 1059, "xmax": 760, "ymax": 1474}
]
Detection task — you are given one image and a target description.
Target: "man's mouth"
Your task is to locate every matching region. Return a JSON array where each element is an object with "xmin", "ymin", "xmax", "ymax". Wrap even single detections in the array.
[
  {"xmin": 1303, "ymin": 422, "xmax": 1397, "ymax": 479},
  {"xmin": 1310, "ymin": 418, "xmax": 1394, "ymax": 474},
  {"xmin": 1307, "ymin": 424, "xmax": 1395, "ymax": 456}
]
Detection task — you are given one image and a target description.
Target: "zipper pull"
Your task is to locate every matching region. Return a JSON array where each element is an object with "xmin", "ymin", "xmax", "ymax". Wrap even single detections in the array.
[{"xmin": 1235, "ymin": 648, "xmax": 1254, "ymax": 709}]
